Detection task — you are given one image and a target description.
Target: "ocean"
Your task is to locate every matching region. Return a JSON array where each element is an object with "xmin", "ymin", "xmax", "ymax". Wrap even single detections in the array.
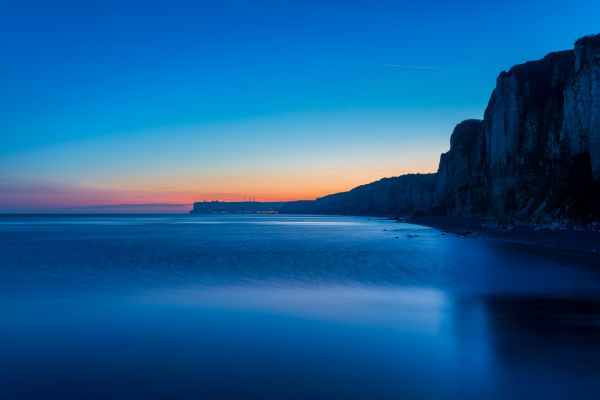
[{"xmin": 1, "ymin": 214, "xmax": 599, "ymax": 399}]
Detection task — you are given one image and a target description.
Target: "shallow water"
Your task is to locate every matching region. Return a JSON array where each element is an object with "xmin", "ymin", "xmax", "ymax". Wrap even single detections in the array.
[{"xmin": 1, "ymin": 214, "xmax": 599, "ymax": 399}]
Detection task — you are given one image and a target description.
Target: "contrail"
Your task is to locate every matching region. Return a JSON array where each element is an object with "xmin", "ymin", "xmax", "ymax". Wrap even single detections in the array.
[
  {"xmin": 286, "ymin": 58, "xmax": 472, "ymax": 72},
  {"xmin": 357, "ymin": 62, "xmax": 471, "ymax": 72}
]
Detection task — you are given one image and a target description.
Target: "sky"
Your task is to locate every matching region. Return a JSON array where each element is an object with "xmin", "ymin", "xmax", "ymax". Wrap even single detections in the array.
[{"xmin": 1, "ymin": 0, "xmax": 599, "ymax": 212}]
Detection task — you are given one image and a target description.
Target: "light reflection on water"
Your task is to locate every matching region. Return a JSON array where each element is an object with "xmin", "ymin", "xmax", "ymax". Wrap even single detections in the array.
[
  {"xmin": 1, "ymin": 214, "xmax": 599, "ymax": 399},
  {"xmin": 142, "ymin": 285, "xmax": 449, "ymax": 329}
]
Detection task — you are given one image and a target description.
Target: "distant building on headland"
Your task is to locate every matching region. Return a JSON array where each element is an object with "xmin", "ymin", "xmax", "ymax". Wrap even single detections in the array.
[{"xmin": 190, "ymin": 201, "xmax": 286, "ymax": 214}]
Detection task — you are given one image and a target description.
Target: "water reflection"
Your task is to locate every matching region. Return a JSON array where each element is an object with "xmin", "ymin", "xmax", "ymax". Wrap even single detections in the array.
[
  {"xmin": 3, "ymin": 285, "xmax": 600, "ymax": 399},
  {"xmin": 479, "ymin": 296, "xmax": 600, "ymax": 398},
  {"xmin": 145, "ymin": 285, "xmax": 448, "ymax": 327},
  {"xmin": 136, "ymin": 284, "xmax": 600, "ymax": 398}
]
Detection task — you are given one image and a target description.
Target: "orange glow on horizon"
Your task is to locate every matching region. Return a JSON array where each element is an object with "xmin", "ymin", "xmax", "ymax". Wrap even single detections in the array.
[
  {"xmin": 96, "ymin": 166, "xmax": 438, "ymax": 205},
  {"xmin": 0, "ymin": 164, "xmax": 439, "ymax": 211}
]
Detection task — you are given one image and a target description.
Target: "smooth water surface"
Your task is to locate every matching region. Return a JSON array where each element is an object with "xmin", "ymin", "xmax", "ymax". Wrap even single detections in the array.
[{"xmin": 1, "ymin": 214, "xmax": 599, "ymax": 399}]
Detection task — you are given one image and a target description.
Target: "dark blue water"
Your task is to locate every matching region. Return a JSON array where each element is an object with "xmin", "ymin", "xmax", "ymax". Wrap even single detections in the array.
[{"xmin": 1, "ymin": 214, "xmax": 599, "ymax": 399}]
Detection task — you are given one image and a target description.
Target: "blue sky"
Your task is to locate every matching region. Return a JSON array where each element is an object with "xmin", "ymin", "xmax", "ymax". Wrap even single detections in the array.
[{"xmin": 1, "ymin": 0, "xmax": 599, "ymax": 211}]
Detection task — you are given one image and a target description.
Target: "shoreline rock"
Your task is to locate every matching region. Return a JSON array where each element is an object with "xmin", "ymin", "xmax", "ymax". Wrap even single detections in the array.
[{"xmin": 407, "ymin": 216, "xmax": 600, "ymax": 257}]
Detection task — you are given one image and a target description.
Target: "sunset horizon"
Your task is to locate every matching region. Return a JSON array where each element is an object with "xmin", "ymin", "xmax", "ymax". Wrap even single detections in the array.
[{"xmin": 3, "ymin": 1, "xmax": 598, "ymax": 213}]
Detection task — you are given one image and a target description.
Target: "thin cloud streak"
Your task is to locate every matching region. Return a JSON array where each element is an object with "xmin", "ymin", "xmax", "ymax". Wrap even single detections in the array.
[{"xmin": 280, "ymin": 57, "xmax": 474, "ymax": 72}]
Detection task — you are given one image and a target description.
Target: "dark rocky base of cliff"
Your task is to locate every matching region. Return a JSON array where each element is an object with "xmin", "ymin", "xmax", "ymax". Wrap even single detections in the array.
[{"xmin": 407, "ymin": 216, "xmax": 600, "ymax": 257}]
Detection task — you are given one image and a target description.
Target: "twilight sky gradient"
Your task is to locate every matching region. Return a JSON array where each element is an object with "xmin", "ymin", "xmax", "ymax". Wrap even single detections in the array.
[{"xmin": 1, "ymin": 0, "xmax": 599, "ymax": 212}]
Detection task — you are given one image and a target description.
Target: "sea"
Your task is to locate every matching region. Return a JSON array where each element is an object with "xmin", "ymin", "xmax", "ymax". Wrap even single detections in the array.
[{"xmin": 1, "ymin": 214, "xmax": 599, "ymax": 399}]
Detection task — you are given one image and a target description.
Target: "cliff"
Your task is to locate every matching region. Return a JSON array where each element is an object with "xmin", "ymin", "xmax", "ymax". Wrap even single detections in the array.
[
  {"xmin": 435, "ymin": 119, "xmax": 487, "ymax": 216},
  {"xmin": 438, "ymin": 34, "xmax": 600, "ymax": 224},
  {"xmin": 280, "ymin": 174, "xmax": 435, "ymax": 216}
]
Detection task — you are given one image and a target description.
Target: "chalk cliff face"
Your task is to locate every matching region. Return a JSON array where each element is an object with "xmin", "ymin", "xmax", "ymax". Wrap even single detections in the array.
[
  {"xmin": 439, "ymin": 35, "xmax": 600, "ymax": 223},
  {"xmin": 563, "ymin": 37, "xmax": 600, "ymax": 181},
  {"xmin": 280, "ymin": 174, "xmax": 435, "ymax": 216},
  {"xmin": 484, "ymin": 50, "xmax": 575, "ymax": 221},
  {"xmin": 435, "ymin": 119, "xmax": 486, "ymax": 216}
]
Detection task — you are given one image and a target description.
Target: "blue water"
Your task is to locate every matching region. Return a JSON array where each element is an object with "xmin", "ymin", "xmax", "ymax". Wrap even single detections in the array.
[{"xmin": 1, "ymin": 214, "xmax": 599, "ymax": 399}]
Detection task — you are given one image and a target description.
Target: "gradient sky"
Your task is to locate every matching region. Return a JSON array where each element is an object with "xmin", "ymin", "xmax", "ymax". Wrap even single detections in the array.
[{"xmin": 1, "ymin": 0, "xmax": 599, "ymax": 212}]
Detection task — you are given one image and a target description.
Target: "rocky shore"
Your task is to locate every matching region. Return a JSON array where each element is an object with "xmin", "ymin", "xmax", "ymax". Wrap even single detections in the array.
[{"xmin": 407, "ymin": 216, "xmax": 600, "ymax": 257}]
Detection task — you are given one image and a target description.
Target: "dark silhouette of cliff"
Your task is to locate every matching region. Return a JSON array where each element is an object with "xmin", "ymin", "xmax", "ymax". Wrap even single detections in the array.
[
  {"xmin": 435, "ymin": 34, "xmax": 600, "ymax": 224},
  {"xmin": 280, "ymin": 174, "xmax": 435, "ymax": 216}
]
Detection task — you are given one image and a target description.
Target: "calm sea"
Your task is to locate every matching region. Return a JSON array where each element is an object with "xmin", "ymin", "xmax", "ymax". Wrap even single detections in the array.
[{"xmin": 1, "ymin": 214, "xmax": 599, "ymax": 399}]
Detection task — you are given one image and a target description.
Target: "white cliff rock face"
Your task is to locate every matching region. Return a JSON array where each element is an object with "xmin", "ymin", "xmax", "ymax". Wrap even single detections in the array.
[
  {"xmin": 435, "ymin": 120, "xmax": 486, "ymax": 216},
  {"xmin": 436, "ymin": 36, "xmax": 600, "ymax": 223},
  {"xmin": 485, "ymin": 72, "xmax": 521, "ymax": 215},
  {"xmin": 562, "ymin": 42, "xmax": 600, "ymax": 181},
  {"xmin": 483, "ymin": 51, "xmax": 575, "ymax": 220}
]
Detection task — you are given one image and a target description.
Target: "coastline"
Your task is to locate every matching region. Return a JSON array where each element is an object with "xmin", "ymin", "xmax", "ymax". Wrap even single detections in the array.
[{"xmin": 406, "ymin": 216, "xmax": 600, "ymax": 258}]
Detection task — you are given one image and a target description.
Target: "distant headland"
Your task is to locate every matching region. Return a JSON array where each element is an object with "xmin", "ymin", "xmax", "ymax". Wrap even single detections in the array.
[
  {"xmin": 193, "ymin": 34, "xmax": 600, "ymax": 227},
  {"xmin": 191, "ymin": 200, "xmax": 285, "ymax": 214}
]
